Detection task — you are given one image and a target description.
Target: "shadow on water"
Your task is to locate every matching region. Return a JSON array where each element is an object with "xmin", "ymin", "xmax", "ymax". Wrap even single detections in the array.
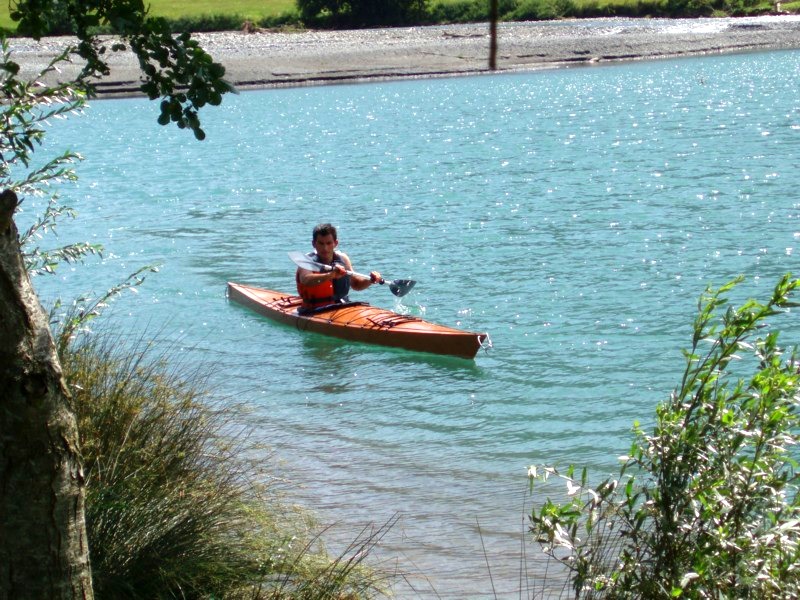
[
  {"xmin": 226, "ymin": 294, "xmax": 491, "ymax": 376},
  {"xmin": 297, "ymin": 325, "xmax": 491, "ymax": 374}
]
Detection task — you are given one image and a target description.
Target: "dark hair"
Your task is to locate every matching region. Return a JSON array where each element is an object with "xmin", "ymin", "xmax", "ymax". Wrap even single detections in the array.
[{"xmin": 312, "ymin": 223, "xmax": 337, "ymax": 242}]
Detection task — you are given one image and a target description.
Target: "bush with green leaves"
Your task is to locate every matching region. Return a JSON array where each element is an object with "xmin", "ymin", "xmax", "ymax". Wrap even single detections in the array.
[
  {"xmin": 296, "ymin": 0, "xmax": 427, "ymax": 27},
  {"xmin": 528, "ymin": 274, "xmax": 800, "ymax": 598},
  {"xmin": 507, "ymin": 0, "xmax": 576, "ymax": 21}
]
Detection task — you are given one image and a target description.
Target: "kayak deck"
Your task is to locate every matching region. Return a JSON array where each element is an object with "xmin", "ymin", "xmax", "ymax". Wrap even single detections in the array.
[{"xmin": 227, "ymin": 282, "xmax": 489, "ymax": 359}]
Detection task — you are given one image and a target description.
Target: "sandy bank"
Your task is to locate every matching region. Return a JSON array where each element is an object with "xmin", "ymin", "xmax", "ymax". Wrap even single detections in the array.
[{"xmin": 8, "ymin": 16, "xmax": 800, "ymax": 95}]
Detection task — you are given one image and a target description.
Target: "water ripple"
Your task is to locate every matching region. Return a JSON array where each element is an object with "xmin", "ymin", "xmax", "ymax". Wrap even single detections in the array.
[{"xmin": 25, "ymin": 48, "xmax": 800, "ymax": 598}]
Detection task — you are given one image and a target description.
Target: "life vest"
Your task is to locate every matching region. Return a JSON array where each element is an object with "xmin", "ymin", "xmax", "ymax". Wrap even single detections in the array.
[{"xmin": 296, "ymin": 252, "xmax": 351, "ymax": 310}]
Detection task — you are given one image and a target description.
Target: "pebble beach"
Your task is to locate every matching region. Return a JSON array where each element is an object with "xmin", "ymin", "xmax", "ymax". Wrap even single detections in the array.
[{"xmin": 8, "ymin": 15, "xmax": 800, "ymax": 95}]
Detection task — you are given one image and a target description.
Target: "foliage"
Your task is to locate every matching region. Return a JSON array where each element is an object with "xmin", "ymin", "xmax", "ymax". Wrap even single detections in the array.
[
  {"xmin": 0, "ymin": 40, "xmax": 81, "ymax": 171},
  {"xmin": 426, "ymin": 0, "xmax": 775, "ymax": 20},
  {"xmin": 507, "ymin": 0, "xmax": 576, "ymax": 21},
  {"xmin": 0, "ymin": 38, "xmax": 102, "ymax": 275},
  {"xmin": 296, "ymin": 0, "xmax": 427, "ymax": 27},
  {"xmin": 161, "ymin": 13, "xmax": 249, "ymax": 34},
  {"xmin": 58, "ymin": 327, "xmax": 394, "ymax": 599},
  {"xmin": 427, "ymin": 0, "xmax": 495, "ymax": 22},
  {"xmin": 21, "ymin": 200, "xmax": 102, "ymax": 275},
  {"xmin": 528, "ymin": 274, "xmax": 800, "ymax": 599},
  {"xmin": 1, "ymin": 0, "xmax": 793, "ymax": 34},
  {"xmin": 8, "ymin": 0, "xmax": 234, "ymax": 140}
]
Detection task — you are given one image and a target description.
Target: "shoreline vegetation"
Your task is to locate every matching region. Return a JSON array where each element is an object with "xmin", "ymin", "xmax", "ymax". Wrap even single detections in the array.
[
  {"xmin": 7, "ymin": 15, "xmax": 800, "ymax": 97},
  {"xmin": 58, "ymin": 324, "xmax": 394, "ymax": 598},
  {"xmin": 3, "ymin": 0, "xmax": 800, "ymax": 95},
  {"xmin": 2, "ymin": 0, "xmax": 800, "ymax": 34}
]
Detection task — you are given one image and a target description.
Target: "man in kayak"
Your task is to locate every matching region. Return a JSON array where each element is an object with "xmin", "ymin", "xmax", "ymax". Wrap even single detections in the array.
[{"xmin": 296, "ymin": 223, "xmax": 381, "ymax": 311}]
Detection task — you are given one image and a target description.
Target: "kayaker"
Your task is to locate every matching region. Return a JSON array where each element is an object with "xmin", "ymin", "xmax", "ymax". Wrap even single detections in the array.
[{"xmin": 296, "ymin": 223, "xmax": 381, "ymax": 311}]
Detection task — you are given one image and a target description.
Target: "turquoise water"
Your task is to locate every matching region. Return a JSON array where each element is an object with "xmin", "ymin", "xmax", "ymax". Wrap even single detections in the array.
[{"xmin": 22, "ymin": 48, "xmax": 800, "ymax": 597}]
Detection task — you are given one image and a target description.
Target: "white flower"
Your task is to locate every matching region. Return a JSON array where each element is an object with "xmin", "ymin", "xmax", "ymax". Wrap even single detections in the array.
[
  {"xmin": 553, "ymin": 524, "xmax": 575, "ymax": 549},
  {"xmin": 567, "ymin": 480, "xmax": 581, "ymax": 496}
]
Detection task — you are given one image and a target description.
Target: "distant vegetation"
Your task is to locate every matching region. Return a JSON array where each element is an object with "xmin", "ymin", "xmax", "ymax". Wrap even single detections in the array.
[{"xmin": 0, "ymin": 0, "xmax": 796, "ymax": 35}]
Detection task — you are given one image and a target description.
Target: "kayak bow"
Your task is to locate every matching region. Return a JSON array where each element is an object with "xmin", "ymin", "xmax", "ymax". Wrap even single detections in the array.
[{"xmin": 227, "ymin": 282, "xmax": 489, "ymax": 359}]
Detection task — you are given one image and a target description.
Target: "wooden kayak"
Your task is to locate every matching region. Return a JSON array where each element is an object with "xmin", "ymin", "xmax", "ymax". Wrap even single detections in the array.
[{"xmin": 227, "ymin": 282, "xmax": 489, "ymax": 359}]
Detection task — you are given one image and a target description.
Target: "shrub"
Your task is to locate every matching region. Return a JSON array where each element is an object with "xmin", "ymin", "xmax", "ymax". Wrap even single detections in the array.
[
  {"xmin": 163, "ymin": 14, "xmax": 248, "ymax": 33},
  {"xmin": 428, "ymin": 0, "xmax": 493, "ymax": 23},
  {"xmin": 508, "ymin": 0, "xmax": 576, "ymax": 21},
  {"xmin": 257, "ymin": 11, "xmax": 305, "ymax": 30},
  {"xmin": 528, "ymin": 274, "xmax": 800, "ymax": 598},
  {"xmin": 13, "ymin": 0, "xmax": 76, "ymax": 36},
  {"xmin": 296, "ymin": 0, "xmax": 427, "ymax": 28},
  {"xmin": 59, "ymin": 327, "xmax": 392, "ymax": 599}
]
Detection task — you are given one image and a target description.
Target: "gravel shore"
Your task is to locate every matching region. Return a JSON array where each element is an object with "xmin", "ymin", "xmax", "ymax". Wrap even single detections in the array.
[{"xmin": 9, "ymin": 16, "xmax": 800, "ymax": 95}]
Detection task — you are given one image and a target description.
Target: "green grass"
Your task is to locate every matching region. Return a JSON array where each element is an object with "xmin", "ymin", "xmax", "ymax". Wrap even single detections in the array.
[
  {"xmin": 2, "ymin": 0, "xmax": 794, "ymax": 34},
  {"xmin": 0, "ymin": 0, "xmax": 471, "ymax": 33},
  {"xmin": 0, "ymin": 0, "xmax": 297, "ymax": 31},
  {"xmin": 147, "ymin": 0, "xmax": 297, "ymax": 19}
]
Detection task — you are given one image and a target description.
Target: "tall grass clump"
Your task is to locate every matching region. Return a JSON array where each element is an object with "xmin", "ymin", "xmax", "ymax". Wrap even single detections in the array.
[
  {"xmin": 527, "ymin": 274, "xmax": 800, "ymax": 598},
  {"xmin": 57, "ymin": 325, "xmax": 393, "ymax": 599}
]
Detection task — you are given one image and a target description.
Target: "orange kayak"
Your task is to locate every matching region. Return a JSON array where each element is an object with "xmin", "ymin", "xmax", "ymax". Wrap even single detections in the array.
[{"xmin": 227, "ymin": 282, "xmax": 489, "ymax": 359}]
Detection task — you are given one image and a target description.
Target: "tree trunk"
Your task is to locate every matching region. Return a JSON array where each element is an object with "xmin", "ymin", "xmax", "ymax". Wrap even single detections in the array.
[{"xmin": 0, "ymin": 190, "xmax": 93, "ymax": 599}]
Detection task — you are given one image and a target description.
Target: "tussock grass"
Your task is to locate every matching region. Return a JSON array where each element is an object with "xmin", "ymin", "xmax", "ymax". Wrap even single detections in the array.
[{"xmin": 59, "ymin": 328, "xmax": 393, "ymax": 599}]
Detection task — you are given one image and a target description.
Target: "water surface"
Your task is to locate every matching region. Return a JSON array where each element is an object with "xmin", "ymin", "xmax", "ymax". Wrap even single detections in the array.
[{"xmin": 23, "ymin": 47, "xmax": 800, "ymax": 597}]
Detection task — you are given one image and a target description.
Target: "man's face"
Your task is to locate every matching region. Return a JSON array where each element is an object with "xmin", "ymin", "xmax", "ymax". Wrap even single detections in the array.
[{"xmin": 312, "ymin": 233, "xmax": 338, "ymax": 262}]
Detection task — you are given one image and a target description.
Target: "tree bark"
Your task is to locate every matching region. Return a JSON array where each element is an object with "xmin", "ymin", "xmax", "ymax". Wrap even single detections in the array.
[{"xmin": 0, "ymin": 189, "xmax": 93, "ymax": 599}]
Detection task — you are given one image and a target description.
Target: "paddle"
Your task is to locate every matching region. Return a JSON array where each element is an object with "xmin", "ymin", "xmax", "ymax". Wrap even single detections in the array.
[{"xmin": 288, "ymin": 251, "xmax": 416, "ymax": 297}]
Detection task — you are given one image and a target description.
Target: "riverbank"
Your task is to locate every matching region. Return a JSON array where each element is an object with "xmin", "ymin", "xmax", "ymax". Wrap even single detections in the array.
[{"xmin": 9, "ymin": 16, "xmax": 800, "ymax": 95}]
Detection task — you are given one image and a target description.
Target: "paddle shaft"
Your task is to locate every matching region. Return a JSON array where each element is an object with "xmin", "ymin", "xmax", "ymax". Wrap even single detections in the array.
[
  {"xmin": 298, "ymin": 256, "xmax": 383, "ymax": 284},
  {"xmin": 288, "ymin": 251, "xmax": 415, "ymax": 297}
]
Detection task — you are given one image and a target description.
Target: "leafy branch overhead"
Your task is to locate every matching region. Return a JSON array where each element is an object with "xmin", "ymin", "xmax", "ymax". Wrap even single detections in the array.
[{"xmin": 9, "ymin": 0, "xmax": 235, "ymax": 140}]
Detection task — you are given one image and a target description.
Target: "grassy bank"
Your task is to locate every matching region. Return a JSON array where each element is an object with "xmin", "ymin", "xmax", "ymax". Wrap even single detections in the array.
[
  {"xmin": 58, "ymin": 325, "xmax": 394, "ymax": 598},
  {"xmin": 1, "ymin": 0, "xmax": 797, "ymax": 35}
]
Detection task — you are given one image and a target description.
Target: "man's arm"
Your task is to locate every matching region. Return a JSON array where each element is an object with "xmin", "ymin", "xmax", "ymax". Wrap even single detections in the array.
[
  {"xmin": 340, "ymin": 253, "xmax": 379, "ymax": 291},
  {"xmin": 296, "ymin": 266, "xmax": 345, "ymax": 286}
]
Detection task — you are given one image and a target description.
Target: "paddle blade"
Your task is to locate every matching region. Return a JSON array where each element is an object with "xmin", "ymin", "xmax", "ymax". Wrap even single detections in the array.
[
  {"xmin": 288, "ymin": 251, "xmax": 327, "ymax": 272},
  {"xmin": 388, "ymin": 279, "xmax": 416, "ymax": 297}
]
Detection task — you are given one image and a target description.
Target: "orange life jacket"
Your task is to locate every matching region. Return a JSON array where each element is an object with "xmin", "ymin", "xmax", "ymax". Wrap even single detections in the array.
[
  {"xmin": 296, "ymin": 272, "xmax": 336, "ymax": 310},
  {"xmin": 296, "ymin": 252, "xmax": 351, "ymax": 310}
]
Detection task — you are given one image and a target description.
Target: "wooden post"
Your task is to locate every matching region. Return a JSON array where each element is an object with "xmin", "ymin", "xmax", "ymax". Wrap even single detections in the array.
[{"xmin": 489, "ymin": 0, "xmax": 498, "ymax": 70}]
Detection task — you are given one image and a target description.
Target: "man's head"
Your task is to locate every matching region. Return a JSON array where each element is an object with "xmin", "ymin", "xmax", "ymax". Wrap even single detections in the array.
[
  {"xmin": 312, "ymin": 223, "xmax": 338, "ymax": 243},
  {"xmin": 312, "ymin": 223, "xmax": 339, "ymax": 262}
]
